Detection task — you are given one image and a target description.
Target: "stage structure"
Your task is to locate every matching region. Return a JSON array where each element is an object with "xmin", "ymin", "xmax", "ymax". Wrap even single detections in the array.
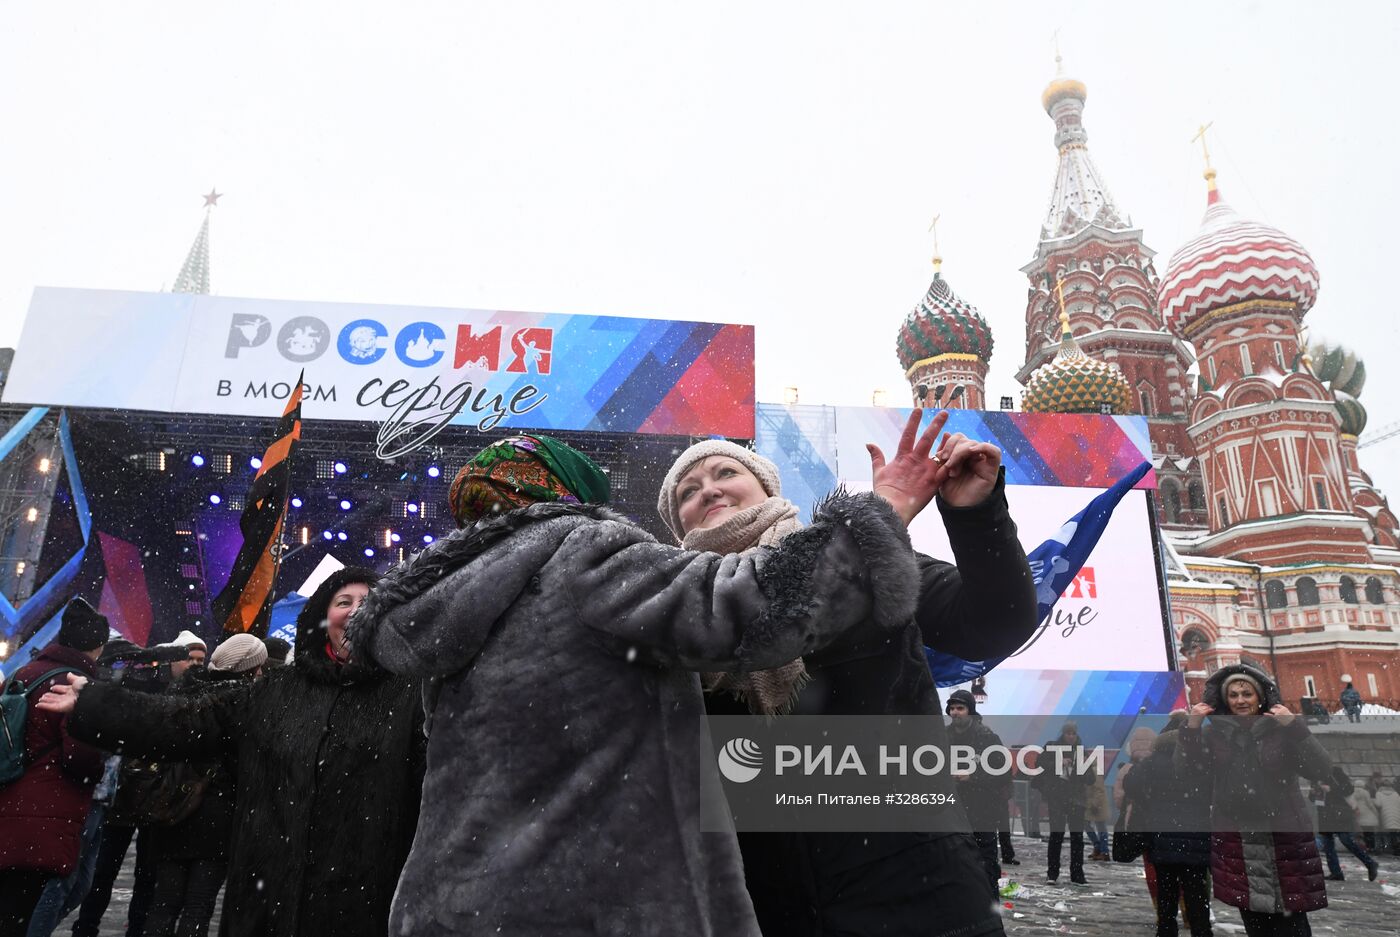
[{"xmin": 1, "ymin": 290, "xmax": 756, "ymax": 652}]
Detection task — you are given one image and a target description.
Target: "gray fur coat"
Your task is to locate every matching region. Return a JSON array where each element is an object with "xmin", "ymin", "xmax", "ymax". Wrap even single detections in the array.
[{"xmin": 348, "ymin": 492, "xmax": 916, "ymax": 937}]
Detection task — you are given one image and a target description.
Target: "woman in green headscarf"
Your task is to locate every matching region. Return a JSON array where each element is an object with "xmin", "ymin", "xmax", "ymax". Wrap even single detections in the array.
[{"xmin": 348, "ymin": 432, "xmax": 922, "ymax": 937}]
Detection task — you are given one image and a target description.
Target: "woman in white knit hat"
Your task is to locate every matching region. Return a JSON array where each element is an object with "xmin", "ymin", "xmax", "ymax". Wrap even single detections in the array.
[{"xmin": 657, "ymin": 409, "xmax": 1039, "ymax": 937}]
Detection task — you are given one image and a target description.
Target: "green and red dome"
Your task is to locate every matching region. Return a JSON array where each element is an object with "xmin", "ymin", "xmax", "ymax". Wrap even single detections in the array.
[{"xmin": 896, "ymin": 272, "xmax": 995, "ymax": 373}]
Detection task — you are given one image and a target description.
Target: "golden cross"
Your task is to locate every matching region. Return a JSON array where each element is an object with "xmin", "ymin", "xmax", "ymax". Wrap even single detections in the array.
[
  {"xmin": 927, "ymin": 213, "xmax": 941, "ymax": 253},
  {"xmin": 1192, "ymin": 121, "xmax": 1215, "ymax": 173},
  {"xmin": 1055, "ymin": 273, "xmax": 1070, "ymax": 326},
  {"xmin": 1052, "ymin": 28, "xmax": 1063, "ymax": 71}
]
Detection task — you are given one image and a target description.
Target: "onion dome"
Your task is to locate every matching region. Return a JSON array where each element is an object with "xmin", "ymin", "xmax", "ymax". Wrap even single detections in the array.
[
  {"xmin": 1308, "ymin": 340, "xmax": 1366, "ymax": 397},
  {"xmin": 1158, "ymin": 181, "xmax": 1319, "ymax": 335},
  {"xmin": 896, "ymin": 266, "xmax": 994, "ymax": 374},
  {"xmin": 1333, "ymin": 392, "xmax": 1368, "ymax": 436},
  {"xmin": 1022, "ymin": 311, "xmax": 1132, "ymax": 414}
]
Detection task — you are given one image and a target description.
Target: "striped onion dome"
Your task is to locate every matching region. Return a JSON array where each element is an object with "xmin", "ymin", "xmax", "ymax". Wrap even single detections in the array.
[
  {"xmin": 895, "ymin": 270, "xmax": 994, "ymax": 373},
  {"xmin": 1158, "ymin": 185, "xmax": 1319, "ymax": 334},
  {"xmin": 1022, "ymin": 314, "xmax": 1132, "ymax": 415}
]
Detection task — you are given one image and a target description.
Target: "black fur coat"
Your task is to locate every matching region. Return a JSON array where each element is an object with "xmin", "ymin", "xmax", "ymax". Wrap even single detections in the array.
[{"xmin": 70, "ymin": 579, "xmax": 425, "ymax": 937}]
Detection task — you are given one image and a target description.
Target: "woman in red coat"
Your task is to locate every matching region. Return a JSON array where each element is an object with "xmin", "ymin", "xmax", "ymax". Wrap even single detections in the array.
[
  {"xmin": 1180, "ymin": 664, "xmax": 1332, "ymax": 937},
  {"xmin": 0, "ymin": 599, "xmax": 108, "ymax": 936}
]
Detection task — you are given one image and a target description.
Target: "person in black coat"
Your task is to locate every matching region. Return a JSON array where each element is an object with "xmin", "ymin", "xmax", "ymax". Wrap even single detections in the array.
[
  {"xmin": 1315, "ymin": 765, "xmax": 1379, "ymax": 882},
  {"xmin": 39, "ymin": 568, "xmax": 426, "ymax": 937},
  {"xmin": 144, "ymin": 635, "xmax": 268, "ymax": 937},
  {"xmin": 1122, "ymin": 717, "xmax": 1213, "ymax": 937},
  {"xmin": 1034, "ymin": 722, "xmax": 1096, "ymax": 885},
  {"xmin": 945, "ymin": 689, "xmax": 1013, "ymax": 888},
  {"xmin": 661, "ymin": 410, "xmax": 1040, "ymax": 937}
]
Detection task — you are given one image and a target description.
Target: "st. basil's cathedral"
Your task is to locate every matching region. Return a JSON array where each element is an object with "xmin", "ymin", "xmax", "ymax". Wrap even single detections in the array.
[{"xmin": 896, "ymin": 60, "xmax": 1400, "ymax": 708}]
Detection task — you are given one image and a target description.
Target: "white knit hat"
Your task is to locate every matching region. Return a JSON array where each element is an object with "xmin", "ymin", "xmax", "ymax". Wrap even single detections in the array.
[
  {"xmin": 657, "ymin": 440, "xmax": 782, "ymax": 541},
  {"xmin": 209, "ymin": 633, "xmax": 269, "ymax": 674},
  {"xmin": 158, "ymin": 630, "xmax": 207, "ymax": 652}
]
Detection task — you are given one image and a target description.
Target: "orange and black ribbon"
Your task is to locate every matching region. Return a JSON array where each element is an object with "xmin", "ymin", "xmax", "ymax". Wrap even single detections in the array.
[{"xmin": 212, "ymin": 373, "xmax": 304, "ymax": 636}]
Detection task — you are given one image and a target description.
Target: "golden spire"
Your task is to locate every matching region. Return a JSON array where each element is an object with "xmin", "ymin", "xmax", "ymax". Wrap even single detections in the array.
[
  {"xmin": 1192, "ymin": 122, "xmax": 1217, "ymax": 191},
  {"xmin": 1055, "ymin": 273, "xmax": 1071, "ymax": 335},
  {"xmin": 928, "ymin": 213, "xmax": 943, "ymax": 273}
]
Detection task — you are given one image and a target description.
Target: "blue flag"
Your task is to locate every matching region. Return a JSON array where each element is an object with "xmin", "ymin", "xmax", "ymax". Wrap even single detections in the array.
[{"xmin": 925, "ymin": 460, "xmax": 1153, "ymax": 688}]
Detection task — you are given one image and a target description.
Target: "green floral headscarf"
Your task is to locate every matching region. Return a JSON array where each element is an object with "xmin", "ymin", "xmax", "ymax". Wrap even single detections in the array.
[{"xmin": 448, "ymin": 434, "xmax": 610, "ymax": 526}]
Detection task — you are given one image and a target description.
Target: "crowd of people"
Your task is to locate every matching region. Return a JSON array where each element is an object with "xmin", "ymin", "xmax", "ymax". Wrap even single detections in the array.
[{"xmin": 0, "ymin": 411, "xmax": 1393, "ymax": 937}]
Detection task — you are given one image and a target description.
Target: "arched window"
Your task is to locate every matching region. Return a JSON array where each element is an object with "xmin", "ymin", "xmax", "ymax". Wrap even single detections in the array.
[
  {"xmin": 1138, "ymin": 390, "xmax": 1154, "ymax": 416},
  {"xmin": 1265, "ymin": 579, "xmax": 1288, "ymax": 609},
  {"xmin": 1339, "ymin": 576, "xmax": 1359, "ymax": 604},
  {"xmin": 1181, "ymin": 629, "xmax": 1210, "ymax": 656},
  {"xmin": 1159, "ymin": 480, "xmax": 1181, "ymax": 524},
  {"xmin": 1188, "ymin": 481, "xmax": 1206, "ymax": 511},
  {"xmin": 1365, "ymin": 576, "xmax": 1385, "ymax": 604},
  {"xmin": 1217, "ymin": 495, "xmax": 1230, "ymax": 526},
  {"xmin": 1295, "ymin": 577, "xmax": 1320, "ymax": 606}
]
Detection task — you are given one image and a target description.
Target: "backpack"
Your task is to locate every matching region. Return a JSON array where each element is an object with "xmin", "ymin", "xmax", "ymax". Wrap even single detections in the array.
[{"xmin": 0, "ymin": 667, "xmax": 84, "ymax": 786}]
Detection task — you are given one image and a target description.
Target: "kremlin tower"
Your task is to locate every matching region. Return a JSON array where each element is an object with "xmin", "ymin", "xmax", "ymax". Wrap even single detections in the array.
[
  {"xmin": 896, "ymin": 242, "xmax": 994, "ymax": 409},
  {"xmin": 1017, "ymin": 58, "xmax": 1204, "ymax": 528}
]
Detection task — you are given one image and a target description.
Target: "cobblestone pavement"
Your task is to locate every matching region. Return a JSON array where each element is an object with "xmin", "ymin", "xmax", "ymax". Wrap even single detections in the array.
[{"xmin": 89, "ymin": 834, "xmax": 1400, "ymax": 936}]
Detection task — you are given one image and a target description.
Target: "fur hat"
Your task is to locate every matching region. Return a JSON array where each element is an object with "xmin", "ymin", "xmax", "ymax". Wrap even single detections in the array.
[
  {"xmin": 657, "ymin": 440, "xmax": 783, "ymax": 541},
  {"xmin": 945, "ymin": 688, "xmax": 978, "ymax": 717},
  {"xmin": 57, "ymin": 598, "xmax": 109, "ymax": 652},
  {"xmin": 210, "ymin": 633, "xmax": 269, "ymax": 674}
]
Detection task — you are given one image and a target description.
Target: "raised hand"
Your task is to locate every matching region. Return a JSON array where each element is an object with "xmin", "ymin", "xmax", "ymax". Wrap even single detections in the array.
[
  {"xmin": 33, "ymin": 672, "xmax": 87, "ymax": 715},
  {"xmin": 1268, "ymin": 703, "xmax": 1296, "ymax": 726},
  {"xmin": 868, "ymin": 410, "xmax": 949, "ymax": 525},
  {"xmin": 932, "ymin": 430, "xmax": 1002, "ymax": 509},
  {"xmin": 1187, "ymin": 701, "xmax": 1212, "ymax": 728}
]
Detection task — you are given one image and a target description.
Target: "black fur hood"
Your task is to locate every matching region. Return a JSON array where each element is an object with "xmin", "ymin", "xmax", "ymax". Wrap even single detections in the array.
[
  {"xmin": 1202, "ymin": 662, "xmax": 1282, "ymax": 714},
  {"xmin": 295, "ymin": 566, "xmax": 382, "ymax": 684}
]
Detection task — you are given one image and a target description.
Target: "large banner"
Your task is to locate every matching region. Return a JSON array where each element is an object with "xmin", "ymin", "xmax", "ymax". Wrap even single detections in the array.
[
  {"xmin": 5, "ymin": 289, "xmax": 756, "ymax": 444},
  {"xmin": 756, "ymin": 404, "xmax": 1178, "ymax": 714}
]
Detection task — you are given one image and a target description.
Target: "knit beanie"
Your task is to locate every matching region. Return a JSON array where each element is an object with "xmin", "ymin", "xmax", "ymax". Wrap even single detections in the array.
[
  {"xmin": 210, "ymin": 633, "xmax": 269, "ymax": 674},
  {"xmin": 160, "ymin": 630, "xmax": 207, "ymax": 652},
  {"xmin": 1222, "ymin": 672, "xmax": 1264, "ymax": 705},
  {"xmin": 57, "ymin": 598, "xmax": 109, "ymax": 652},
  {"xmin": 945, "ymin": 688, "xmax": 979, "ymax": 717},
  {"xmin": 657, "ymin": 440, "xmax": 783, "ymax": 541}
]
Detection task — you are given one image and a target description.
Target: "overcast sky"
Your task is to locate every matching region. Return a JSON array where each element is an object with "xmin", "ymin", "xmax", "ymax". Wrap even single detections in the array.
[{"xmin": 2, "ymin": 1, "xmax": 1398, "ymax": 497}]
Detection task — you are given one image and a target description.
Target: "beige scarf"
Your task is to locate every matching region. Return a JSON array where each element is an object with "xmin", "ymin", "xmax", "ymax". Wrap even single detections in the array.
[{"xmin": 684, "ymin": 496, "xmax": 808, "ymax": 715}]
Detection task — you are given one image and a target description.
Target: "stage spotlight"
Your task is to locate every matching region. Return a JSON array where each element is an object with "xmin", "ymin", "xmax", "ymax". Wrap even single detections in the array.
[
  {"xmin": 339, "ymin": 499, "xmax": 353, "ymax": 511},
  {"xmin": 336, "ymin": 532, "xmax": 348, "ymax": 541},
  {"xmin": 422, "ymin": 534, "xmax": 435, "ymax": 544},
  {"xmin": 406, "ymin": 502, "xmax": 419, "ymax": 514},
  {"xmin": 291, "ymin": 497, "xmax": 303, "ymax": 509},
  {"xmin": 390, "ymin": 533, "xmax": 401, "ymax": 544},
  {"xmin": 191, "ymin": 454, "xmax": 206, "ymax": 467},
  {"xmin": 322, "ymin": 531, "xmax": 334, "ymax": 541},
  {"xmin": 333, "ymin": 461, "xmax": 348, "ymax": 475},
  {"xmin": 384, "ymin": 528, "xmax": 393, "ymax": 548},
  {"xmin": 38, "ymin": 458, "xmax": 51, "ymax": 474},
  {"xmin": 363, "ymin": 548, "xmax": 375, "ymax": 558},
  {"xmin": 250, "ymin": 457, "xmax": 262, "ymax": 470},
  {"xmin": 208, "ymin": 494, "xmax": 222, "ymax": 505},
  {"xmin": 427, "ymin": 465, "xmax": 441, "ymax": 479}
]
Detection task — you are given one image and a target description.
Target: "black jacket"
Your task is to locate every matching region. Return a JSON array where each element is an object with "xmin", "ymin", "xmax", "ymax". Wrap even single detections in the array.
[
  {"xmin": 1121, "ymin": 731, "xmax": 1211, "ymax": 867},
  {"xmin": 710, "ymin": 476, "xmax": 1038, "ymax": 936},
  {"xmin": 1317, "ymin": 767, "xmax": 1357, "ymax": 833},
  {"xmin": 70, "ymin": 578, "xmax": 425, "ymax": 937}
]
